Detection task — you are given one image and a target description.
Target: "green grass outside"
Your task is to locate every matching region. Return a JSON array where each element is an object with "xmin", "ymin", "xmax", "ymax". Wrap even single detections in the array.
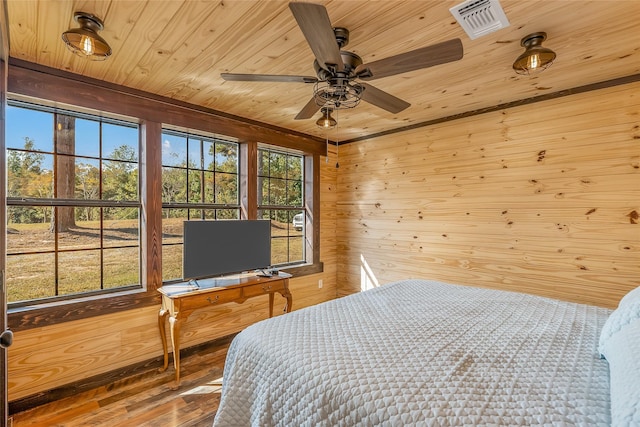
[{"xmin": 7, "ymin": 218, "xmax": 303, "ymax": 303}]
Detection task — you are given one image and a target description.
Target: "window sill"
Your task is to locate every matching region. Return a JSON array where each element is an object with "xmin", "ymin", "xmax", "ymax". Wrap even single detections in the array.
[
  {"xmin": 8, "ymin": 262, "xmax": 324, "ymax": 332},
  {"xmin": 280, "ymin": 261, "xmax": 324, "ymax": 277},
  {"xmin": 8, "ymin": 287, "xmax": 160, "ymax": 333}
]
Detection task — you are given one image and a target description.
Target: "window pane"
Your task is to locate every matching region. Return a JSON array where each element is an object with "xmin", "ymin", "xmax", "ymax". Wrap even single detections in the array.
[
  {"xmin": 203, "ymin": 140, "xmax": 215, "ymax": 170},
  {"xmin": 104, "ymin": 209, "xmax": 139, "ymax": 248},
  {"xmin": 6, "ymin": 106, "xmax": 54, "ymax": 152},
  {"xmin": 215, "ymin": 209, "xmax": 239, "ymax": 220},
  {"xmin": 269, "ymin": 152, "xmax": 287, "ymax": 178},
  {"xmin": 215, "ymin": 141, "xmax": 238, "ymax": 173},
  {"xmin": 288, "ymin": 235, "xmax": 304, "ymax": 263},
  {"xmin": 162, "ymin": 133, "xmax": 187, "ymax": 167},
  {"xmin": 258, "ymin": 150, "xmax": 269, "ymax": 176},
  {"xmin": 7, "ymin": 151, "xmax": 54, "ymax": 198},
  {"xmin": 58, "ymin": 208, "xmax": 99, "ymax": 250},
  {"xmin": 288, "ymin": 155, "xmax": 302, "ymax": 180},
  {"xmin": 162, "ymin": 244, "xmax": 183, "ymax": 282},
  {"xmin": 189, "ymin": 209, "xmax": 205, "ymax": 220},
  {"xmin": 269, "ymin": 178, "xmax": 286, "ymax": 205},
  {"xmin": 162, "ymin": 166, "xmax": 187, "ymax": 203},
  {"xmin": 6, "ymin": 253, "xmax": 55, "ymax": 303},
  {"xmin": 187, "ymin": 169, "xmax": 202, "ymax": 203},
  {"xmin": 188, "ymin": 137, "xmax": 202, "ymax": 169},
  {"xmin": 6, "ymin": 210, "xmax": 54, "ymax": 254},
  {"xmin": 290, "ymin": 210, "xmax": 304, "ymax": 235},
  {"xmin": 215, "ymin": 173, "xmax": 237, "ymax": 204},
  {"xmin": 162, "ymin": 208, "xmax": 186, "ymax": 281},
  {"xmin": 55, "ymin": 153, "xmax": 77, "ymax": 200},
  {"xmin": 58, "ymin": 250, "xmax": 101, "ymax": 296},
  {"xmin": 73, "ymin": 117, "xmax": 100, "ymax": 158},
  {"xmin": 287, "ymin": 180, "xmax": 302, "ymax": 206},
  {"xmin": 103, "ymin": 160, "xmax": 138, "ymax": 201},
  {"xmin": 162, "ymin": 209, "xmax": 185, "ymax": 245},
  {"xmin": 75, "ymin": 159, "xmax": 100, "ymax": 200},
  {"xmin": 203, "ymin": 171, "xmax": 214, "ymax": 203},
  {"xmin": 103, "ymin": 247, "xmax": 139, "ymax": 288},
  {"xmin": 103, "ymin": 123, "xmax": 138, "ymax": 161},
  {"xmin": 259, "ymin": 177, "xmax": 269, "ymax": 206},
  {"xmin": 258, "ymin": 208, "xmax": 304, "ymax": 266}
]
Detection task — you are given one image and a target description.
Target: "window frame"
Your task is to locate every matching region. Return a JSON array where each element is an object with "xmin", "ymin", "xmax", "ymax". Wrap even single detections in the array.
[
  {"xmin": 257, "ymin": 146, "xmax": 307, "ymax": 267},
  {"xmin": 5, "ymin": 101, "xmax": 143, "ymax": 307},
  {"xmin": 160, "ymin": 127, "xmax": 242, "ymax": 283},
  {"xmin": 6, "ymin": 60, "xmax": 324, "ymax": 332}
]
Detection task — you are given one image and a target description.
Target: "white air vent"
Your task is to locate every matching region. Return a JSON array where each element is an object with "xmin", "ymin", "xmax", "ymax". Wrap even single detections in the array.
[{"xmin": 450, "ymin": 0, "xmax": 510, "ymax": 40}]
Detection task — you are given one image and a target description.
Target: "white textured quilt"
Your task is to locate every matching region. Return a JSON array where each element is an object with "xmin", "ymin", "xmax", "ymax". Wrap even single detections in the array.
[{"xmin": 214, "ymin": 279, "xmax": 612, "ymax": 426}]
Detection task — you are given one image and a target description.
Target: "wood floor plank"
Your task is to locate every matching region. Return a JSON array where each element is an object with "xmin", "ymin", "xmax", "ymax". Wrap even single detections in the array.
[{"xmin": 11, "ymin": 338, "xmax": 230, "ymax": 426}]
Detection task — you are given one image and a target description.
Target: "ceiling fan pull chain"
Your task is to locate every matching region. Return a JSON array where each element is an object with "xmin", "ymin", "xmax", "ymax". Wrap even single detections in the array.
[
  {"xmin": 335, "ymin": 109, "xmax": 340, "ymax": 169},
  {"xmin": 326, "ymin": 133, "xmax": 329, "ymax": 163}
]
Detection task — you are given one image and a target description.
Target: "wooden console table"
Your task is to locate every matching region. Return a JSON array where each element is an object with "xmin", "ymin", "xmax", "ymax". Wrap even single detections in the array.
[{"xmin": 157, "ymin": 272, "xmax": 292, "ymax": 387}]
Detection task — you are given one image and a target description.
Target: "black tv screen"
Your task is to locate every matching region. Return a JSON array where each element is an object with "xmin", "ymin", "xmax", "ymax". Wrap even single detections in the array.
[{"xmin": 183, "ymin": 220, "xmax": 271, "ymax": 279}]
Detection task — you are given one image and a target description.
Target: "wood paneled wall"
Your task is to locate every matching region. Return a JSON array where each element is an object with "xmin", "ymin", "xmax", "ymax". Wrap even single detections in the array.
[
  {"xmin": 7, "ymin": 146, "xmax": 337, "ymax": 402},
  {"xmin": 336, "ymin": 83, "xmax": 639, "ymax": 308}
]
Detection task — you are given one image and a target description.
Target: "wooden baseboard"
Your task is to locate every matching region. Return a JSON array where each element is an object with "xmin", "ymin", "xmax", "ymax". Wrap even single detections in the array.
[{"xmin": 8, "ymin": 334, "xmax": 237, "ymax": 415}]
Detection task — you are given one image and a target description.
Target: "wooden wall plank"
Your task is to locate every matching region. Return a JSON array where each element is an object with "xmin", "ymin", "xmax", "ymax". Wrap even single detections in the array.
[{"xmin": 336, "ymin": 82, "xmax": 640, "ymax": 308}]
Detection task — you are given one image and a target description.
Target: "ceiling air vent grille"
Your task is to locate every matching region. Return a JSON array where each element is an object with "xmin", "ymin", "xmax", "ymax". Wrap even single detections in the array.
[{"xmin": 450, "ymin": 0, "xmax": 510, "ymax": 40}]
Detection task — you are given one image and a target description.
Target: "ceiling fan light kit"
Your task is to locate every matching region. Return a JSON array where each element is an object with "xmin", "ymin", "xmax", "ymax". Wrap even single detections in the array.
[
  {"xmin": 221, "ymin": 2, "xmax": 464, "ymax": 123},
  {"xmin": 316, "ymin": 107, "xmax": 338, "ymax": 129},
  {"xmin": 62, "ymin": 12, "xmax": 112, "ymax": 60},
  {"xmin": 513, "ymin": 32, "xmax": 556, "ymax": 75}
]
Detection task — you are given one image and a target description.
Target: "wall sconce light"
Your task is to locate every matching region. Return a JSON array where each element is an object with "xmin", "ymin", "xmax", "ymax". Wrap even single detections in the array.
[
  {"xmin": 512, "ymin": 32, "xmax": 556, "ymax": 75},
  {"xmin": 62, "ymin": 12, "xmax": 112, "ymax": 61},
  {"xmin": 316, "ymin": 107, "xmax": 337, "ymax": 129}
]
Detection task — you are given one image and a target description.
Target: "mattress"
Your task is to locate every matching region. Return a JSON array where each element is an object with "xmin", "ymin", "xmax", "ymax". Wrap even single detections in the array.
[{"xmin": 213, "ymin": 279, "xmax": 612, "ymax": 426}]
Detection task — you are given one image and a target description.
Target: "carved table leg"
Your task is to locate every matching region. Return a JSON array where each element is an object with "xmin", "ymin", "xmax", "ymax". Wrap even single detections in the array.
[
  {"xmin": 283, "ymin": 289, "xmax": 293, "ymax": 313},
  {"xmin": 157, "ymin": 307, "xmax": 170, "ymax": 372},
  {"xmin": 169, "ymin": 315, "xmax": 182, "ymax": 389}
]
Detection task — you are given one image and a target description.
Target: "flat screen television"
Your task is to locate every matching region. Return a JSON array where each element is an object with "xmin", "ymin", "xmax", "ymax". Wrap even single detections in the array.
[{"xmin": 182, "ymin": 220, "xmax": 271, "ymax": 280}]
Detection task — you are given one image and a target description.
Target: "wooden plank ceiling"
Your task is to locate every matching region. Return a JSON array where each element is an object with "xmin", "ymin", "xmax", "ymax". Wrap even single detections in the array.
[{"xmin": 6, "ymin": 0, "xmax": 640, "ymax": 142}]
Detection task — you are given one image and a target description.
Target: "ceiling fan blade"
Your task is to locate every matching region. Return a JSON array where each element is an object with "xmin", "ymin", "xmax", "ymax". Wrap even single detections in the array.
[
  {"xmin": 355, "ymin": 38, "xmax": 463, "ymax": 80},
  {"xmin": 289, "ymin": 2, "xmax": 344, "ymax": 72},
  {"xmin": 294, "ymin": 97, "xmax": 321, "ymax": 120},
  {"xmin": 359, "ymin": 83, "xmax": 410, "ymax": 114},
  {"xmin": 221, "ymin": 73, "xmax": 317, "ymax": 83}
]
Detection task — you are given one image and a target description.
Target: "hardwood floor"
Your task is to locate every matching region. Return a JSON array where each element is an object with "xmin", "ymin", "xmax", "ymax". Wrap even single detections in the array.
[{"xmin": 10, "ymin": 337, "xmax": 232, "ymax": 427}]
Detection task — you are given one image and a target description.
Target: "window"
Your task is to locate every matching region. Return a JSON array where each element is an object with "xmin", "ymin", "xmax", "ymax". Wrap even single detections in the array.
[
  {"xmin": 6, "ymin": 101, "xmax": 140, "ymax": 305},
  {"xmin": 6, "ymin": 68, "xmax": 323, "ymax": 329},
  {"xmin": 257, "ymin": 147, "xmax": 305, "ymax": 266},
  {"xmin": 160, "ymin": 128, "xmax": 240, "ymax": 281}
]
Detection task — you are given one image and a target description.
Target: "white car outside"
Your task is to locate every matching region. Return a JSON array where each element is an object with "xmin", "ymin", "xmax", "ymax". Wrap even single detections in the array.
[{"xmin": 292, "ymin": 213, "xmax": 304, "ymax": 231}]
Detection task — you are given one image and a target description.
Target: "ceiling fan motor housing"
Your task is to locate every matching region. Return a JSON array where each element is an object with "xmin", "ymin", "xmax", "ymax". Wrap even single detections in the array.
[{"xmin": 333, "ymin": 27, "xmax": 350, "ymax": 48}]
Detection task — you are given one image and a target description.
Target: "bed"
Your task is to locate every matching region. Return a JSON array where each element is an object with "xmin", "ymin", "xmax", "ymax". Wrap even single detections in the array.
[{"xmin": 213, "ymin": 279, "xmax": 640, "ymax": 426}]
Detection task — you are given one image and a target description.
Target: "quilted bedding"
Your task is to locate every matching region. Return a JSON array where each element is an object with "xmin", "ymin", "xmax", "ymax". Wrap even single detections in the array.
[{"xmin": 213, "ymin": 279, "xmax": 612, "ymax": 426}]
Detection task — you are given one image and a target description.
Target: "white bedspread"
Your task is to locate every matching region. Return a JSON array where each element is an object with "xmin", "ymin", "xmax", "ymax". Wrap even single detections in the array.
[{"xmin": 214, "ymin": 279, "xmax": 611, "ymax": 426}]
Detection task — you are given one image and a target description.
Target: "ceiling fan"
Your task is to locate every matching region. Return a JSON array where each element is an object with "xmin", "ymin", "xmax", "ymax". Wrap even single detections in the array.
[{"xmin": 221, "ymin": 2, "xmax": 464, "ymax": 120}]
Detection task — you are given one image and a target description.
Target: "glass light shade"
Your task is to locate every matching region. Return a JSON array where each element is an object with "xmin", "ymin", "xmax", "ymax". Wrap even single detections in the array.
[
  {"xmin": 316, "ymin": 108, "xmax": 337, "ymax": 129},
  {"xmin": 513, "ymin": 32, "xmax": 556, "ymax": 75},
  {"xmin": 62, "ymin": 12, "xmax": 112, "ymax": 61}
]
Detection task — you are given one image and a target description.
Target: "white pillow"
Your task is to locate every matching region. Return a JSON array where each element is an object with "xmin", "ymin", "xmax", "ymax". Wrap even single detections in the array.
[
  {"xmin": 599, "ymin": 318, "xmax": 640, "ymax": 426},
  {"xmin": 599, "ymin": 301, "xmax": 640, "ymax": 356},
  {"xmin": 619, "ymin": 285, "xmax": 640, "ymax": 308}
]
